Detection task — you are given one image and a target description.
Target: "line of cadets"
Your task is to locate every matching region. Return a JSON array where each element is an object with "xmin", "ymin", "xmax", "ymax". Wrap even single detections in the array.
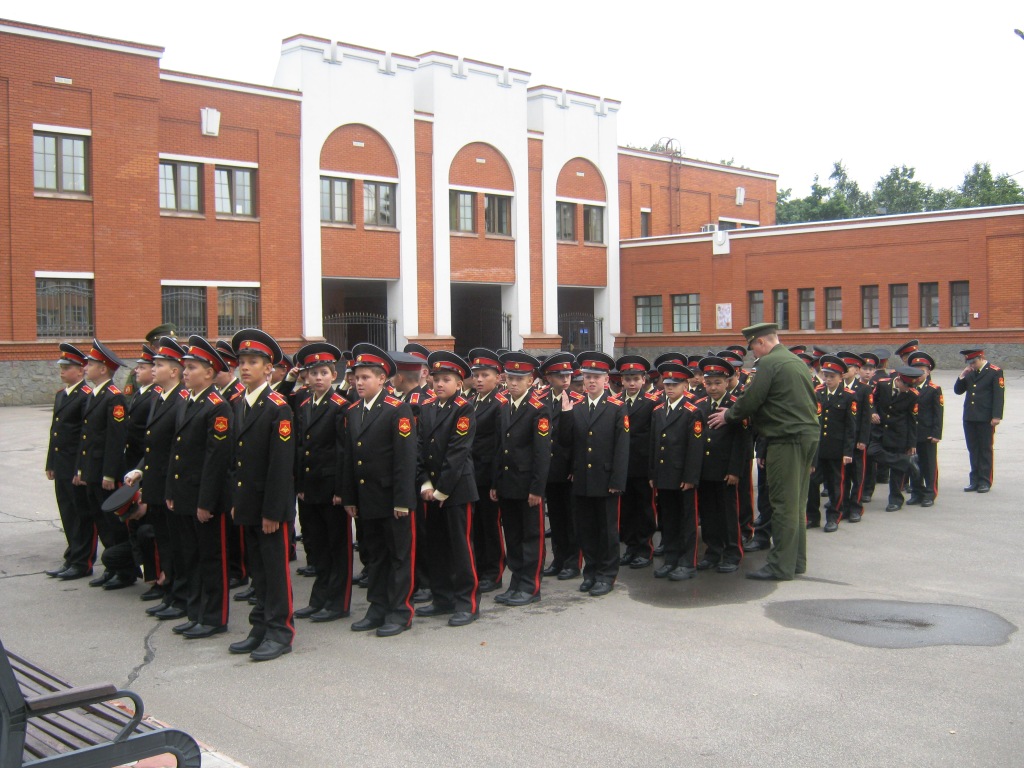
[{"xmin": 41, "ymin": 329, "xmax": 992, "ymax": 660}]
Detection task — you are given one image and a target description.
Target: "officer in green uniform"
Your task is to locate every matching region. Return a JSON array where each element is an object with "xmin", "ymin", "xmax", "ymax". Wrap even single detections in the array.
[{"xmin": 707, "ymin": 323, "xmax": 819, "ymax": 581}]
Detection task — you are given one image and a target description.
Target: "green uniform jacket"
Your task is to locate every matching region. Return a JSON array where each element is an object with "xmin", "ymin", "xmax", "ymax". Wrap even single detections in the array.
[{"xmin": 724, "ymin": 343, "xmax": 819, "ymax": 442}]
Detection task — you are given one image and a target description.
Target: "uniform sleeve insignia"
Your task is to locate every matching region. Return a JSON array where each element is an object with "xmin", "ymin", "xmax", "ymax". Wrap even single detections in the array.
[
  {"xmin": 331, "ymin": 393, "xmax": 345, "ymax": 406},
  {"xmin": 279, "ymin": 419, "xmax": 292, "ymax": 439},
  {"xmin": 816, "ymin": 402, "xmax": 822, "ymax": 415},
  {"xmin": 623, "ymin": 415, "xmax": 630, "ymax": 432},
  {"xmin": 207, "ymin": 390, "xmax": 224, "ymax": 405},
  {"xmin": 868, "ymin": 393, "xmax": 874, "ymax": 405},
  {"xmin": 456, "ymin": 416, "xmax": 470, "ymax": 435},
  {"xmin": 384, "ymin": 395, "xmax": 402, "ymax": 407},
  {"xmin": 398, "ymin": 417, "xmax": 412, "ymax": 437},
  {"xmin": 494, "ymin": 392, "xmax": 508, "ymax": 404},
  {"xmin": 124, "ymin": 385, "xmax": 134, "ymax": 395},
  {"xmin": 268, "ymin": 391, "xmax": 287, "ymax": 407},
  {"xmin": 214, "ymin": 416, "xmax": 229, "ymax": 434},
  {"xmin": 912, "ymin": 404, "xmax": 919, "ymax": 415},
  {"xmin": 454, "ymin": 396, "xmax": 468, "ymax": 407},
  {"xmin": 999, "ymin": 377, "xmax": 1005, "ymax": 388},
  {"xmin": 939, "ymin": 394, "xmax": 945, "ymax": 405},
  {"xmin": 112, "ymin": 404, "xmax": 125, "ymax": 421},
  {"xmin": 851, "ymin": 401, "xmax": 858, "ymax": 415},
  {"xmin": 693, "ymin": 420, "xmax": 703, "ymax": 438},
  {"xmin": 108, "ymin": 385, "xmax": 121, "ymax": 395},
  {"xmin": 537, "ymin": 417, "xmax": 550, "ymax": 436}
]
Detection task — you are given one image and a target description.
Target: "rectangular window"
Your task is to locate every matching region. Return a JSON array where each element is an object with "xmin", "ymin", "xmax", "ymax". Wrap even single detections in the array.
[
  {"xmin": 36, "ymin": 278, "xmax": 94, "ymax": 338},
  {"xmin": 320, "ymin": 177, "xmax": 353, "ymax": 224},
  {"xmin": 161, "ymin": 286, "xmax": 207, "ymax": 336},
  {"xmin": 214, "ymin": 166, "xmax": 255, "ymax": 216},
  {"xmin": 920, "ymin": 282, "xmax": 939, "ymax": 327},
  {"xmin": 583, "ymin": 205, "xmax": 605, "ymax": 244},
  {"xmin": 798, "ymin": 288, "xmax": 815, "ymax": 330},
  {"xmin": 672, "ymin": 293, "xmax": 700, "ymax": 332},
  {"xmin": 951, "ymin": 281, "xmax": 970, "ymax": 327},
  {"xmin": 718, "ymin": 220, "xmax": 738, "ymax": 231},
  {"xmin": 556, "ymin": 202, "xmax": 576, "ymax": 242},
  {"xmin": 640, "ymin": 211, "xmax": 650, "ymax": 238},
  {"xmin": 217, "ymin": 287, "xmax": 260, "ymax": 335},
  {"xmin": 34, "ymin": 132, "xmax": 89, "ymax": 193},
  {"xmin": 159, "ymin": 161, "xmax": 201, "ymax": 212},
  {"xmin": 635, "ymin": 295, "xmax": 663, "ymax": 333},
  {"xmin": 861, "ymin": 285, "xmax": 879, "ymax": 328},
  {"xmin": 773, "ymin": 289, "xmax": 789, "ymax": 330},
  {"xmin": 484, "ymin": 194, "xmax": 511, "ymax": 236},
  {"xmin": 449, "ymin": 190, "xmax": 476, "ymax": 233},
  {"xmin": 825, "ymin": 287, "xmax": 842, "ymax": 330},
  {"xmin": 364, "ymin": 181, "xmax": 396, "ymax": 228},
  {"xmin": 890, "ymin": 283, "xmax": 909, "ymax": 328},
  {"xmin": 748, "ymin": 290, "xmax": 764, "ymax": 325}
]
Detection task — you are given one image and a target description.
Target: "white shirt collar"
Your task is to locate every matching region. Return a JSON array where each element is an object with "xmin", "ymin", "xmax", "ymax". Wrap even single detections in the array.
[{"xmin": 244, "ymin": 381, "xmax": 269, "ymax": 407}]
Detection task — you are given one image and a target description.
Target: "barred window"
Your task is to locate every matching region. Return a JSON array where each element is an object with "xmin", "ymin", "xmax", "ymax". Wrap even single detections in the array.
[
  {"xmin": 920, "ymin": 282, "xmax": 939, "ymax": 327},
  {"xmin": 748, "ymin": 290, "xmax": 764, "ymax": 325},
  {"xmin": 890, "ymin": 284, "xmax": 909, "ymax": 328},
  {"xmin": 773, "ymin": 289, "xmax": 789, "ymax": 330},
  {"xmin": 34, "ymin": 132, "xmax": 89, "ymax": 194},
  {"xmin": 556, "ymin": 202, "xmax": 576, "ymax": 242},
  {"xmin": 449, "ymin": 190, "xmax": 475, "ymax": 232},
  {"xmin": 214, "ymin": 166, "xmax": 255, "ymax": 216},
  {"xmin": 799, "ymin": 288, "xmax": 815, "ymax": 330},
  {"xmin": 364, "ymin": 182, "xmax": 396, "ymax": 227},
  {"xmin": 320, "ymin": 177, "xmax": 353, "ymax": 224},
  {"xmin": 218, "ymin": 287, "xmax": 260, "ymax": 335},
  {"xmin": 862, "ymin": 285, "xmax": 879, "ymax": 329},
  {"xmin": 636, "ymin": 295, "xmax": 663, "ymax": 333},
  {"xmin": 583, "ymin": 205, "xmax": 605, "ymax": 244},
  {"xmin": 485, "ymin": 194, "xmax": 511, "ymax": 236},
  {"xmin": 825, "ymin": 287, "xmax": 842, "ymax": 330},
  {"xmin": 161, "ymin": 286, "xmax": 207, "ymax": 336},
  {"xmin": 951, "ymin": 281, "xmax": 970, "ymax": 327},
  {"xmin": 159, "ymin": 161, "xmax": 201, "ymax": 212},
  {"xmin": 36, "ymin": 278, "xmax": 94, "ymax": 338},
  {"xmin": 672, "ymin": 293, "xmax": 700, "ymax": 332}
]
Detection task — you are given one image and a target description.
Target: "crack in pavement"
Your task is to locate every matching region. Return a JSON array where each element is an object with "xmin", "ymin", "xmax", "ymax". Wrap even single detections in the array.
[
  {"xmin": 0, "ymin": 509, "xmax": 59, "ymax": 524},
  {"xmin": 125, "ymin": 623, "xmax": 160, "ymax": 689},
  {"xmin": 0, "ymin": 570, "xmax": 47, "ymax": 580}
]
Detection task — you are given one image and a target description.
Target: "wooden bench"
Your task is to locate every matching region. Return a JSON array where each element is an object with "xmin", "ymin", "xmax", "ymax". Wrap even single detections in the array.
[{"xmin": 0, "ymin": 639, "xmax": 200, "ymax": 768}]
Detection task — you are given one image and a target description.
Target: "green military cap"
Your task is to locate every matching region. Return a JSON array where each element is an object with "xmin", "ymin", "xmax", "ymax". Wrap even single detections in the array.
[
  {"xmin": 145, "ymin": 323, "xmax": 177, "ymax": 345},
  {"xmin": 741, "ymin": 322, "xmax": 779, "ymax": 348}
]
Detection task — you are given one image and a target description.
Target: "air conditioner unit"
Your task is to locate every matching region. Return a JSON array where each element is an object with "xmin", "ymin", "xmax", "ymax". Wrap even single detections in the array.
[{"xmin": 701, "ymin": 223, "xmax": 718, "ymax": 233}]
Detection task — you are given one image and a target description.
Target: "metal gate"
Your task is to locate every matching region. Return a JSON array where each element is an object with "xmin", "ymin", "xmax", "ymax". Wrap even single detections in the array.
[
  {"xmin": 322, "ymin": 313, "xmax": 396, "ymax": 351},
  {"xmin": 453, "ymin": 309, "xmax": 512, "ymax": 356},
  {"xmin": 558, "ymin": 313, "xmax": 603, "ymax": 353}
]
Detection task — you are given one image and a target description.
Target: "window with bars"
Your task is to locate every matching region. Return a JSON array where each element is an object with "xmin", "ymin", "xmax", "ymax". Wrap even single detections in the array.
[
  {"xmin": 320, "ymin": 177, "xmax": 353, "ymax": 224},
  {"xmin": 862, "ymin": 285, "xmax": 879, "ymax": 328},
  {"xmin": 449, "ymin": 190, "xmax": 476, "ymax": 233},
  {"xmin": 214, "ymin": 166, "xmax": 255, "ymax": 216},
  {"xmin": 364, "ymin": 182, "xmax": 396, "ymax": 227},
  {"xmin": 159, "ymin": 161, "xmax": 201, "ymax": 212},
  {"xmin": 672, "ymin": 293, "xmax": 700, "ymax": 332},
  {"xmin": 798, "ymin": 288, "xmax": 815, "ymax": 330},
  {"xmin": 36, "ymin": 278, "xmax": 94, "ymax": 338},
  {"xmin": 583, "ymin": 205, "xmax": 605, "ymax": 244},
  {"xmin": 636, "ymin": 295, "xmax": 663, "ymax": 333},
  {"xmin": 161, "ymin": 286, "xmax": 207, "ymax": 336},
  {"xmin": 217, "ymin": 288, "xmax": 260, "ymax": 335},
  {"xmin": 920, "ymin": 282, "xmax": 939, "ymax": 327},
  {"xmin": 485, "ymin": 194, "xmax": 511, "ymax": 236},
  {"xmin": 890, "ymin": 283, "xmax": 909, "ymax": 328},
  {"xmin": 34, "ymin": 133, "xmax": 89, "ymax": 194},
  {"xmin": 773, "ymin": 289, "xmax": 789, "ymax": 330},
  {"xmin": 748, "ymin": 290, "xmax": 764, "ymax": 325},
  {"xmin": 825, "ymin": 287, "xmax": 842, "ymax": 329},
  {"xmin": 951, "ymin": 281, "xmax": 970, "ymax": 327},
  {"xmin": 556, "ymin": 202, "xmax": 576, "ymax": 242}
]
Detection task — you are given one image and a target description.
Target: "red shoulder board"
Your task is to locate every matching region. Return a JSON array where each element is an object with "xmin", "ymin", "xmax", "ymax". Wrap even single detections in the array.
[
  {"xmin": 683, "ymin": 390, "xmax": 697, "ymax": 401},
  {"xmin": 409, "ymin": 392, "xmax": 421, "ymax": 404},
  {"xmin": 208, "ymin": 389, "xmax": 224, "ymax": 405},
  {"xmin": 384, "ymin": 395, "xmax": 402, "ymax": 407},
  {"xmin": 422, "ymin": 394, "xmax": 438, "ymax": 406},
  {"xmin": 644, "ymin": 391, "xmax": 661, "ymax": 402},
  {"xmin": 928, "ymin": 382, "xmax": 940, "ymax": 390},
  {"xmin": 990, "ymin": 364, "xmax": 1002, "ymax": 371},
  {"xmin": 694, "ymin": 396, "xmax": 708, "ymax": 405},
  {"xmin": 653, "ymin": 402, "xmax": 665, "ymax": 411},
  {"xmin": 494, "ymin": 392, "xmax": 508, "ymax": 404},
  {"xmin": 81, "ymin": 385, "xmax": 92, "ymax": 394},
  {"xmin": 331, "ymin": 393, "xmax": 345, "ymax": 406},
  {"xmin": 267, "ymin": 391, "xmax": 287, "ymax": 406},
  {"xmin": 727, "ymin": 394, "xmax": 739, "ymax": 403},
  {"xmin": 570, "ymin": 392, "xmax": 585, "ymax": 403},
  {"xmin": 107, "ymin": 385, "xmax": 122, "ymax": 395},
  {"xmin": 529, "ymin": 396, "xmax": 544, "ymax": 410},
  {"xmin": 607, "ymin": 395, "xmax": 624, "ymax": 406},
  {"xmin": 534, "ymin": 384, "xmax": 551, "ymax": 396},
  {"xmin": 299, "ymin": 397, "xmax": 312, "ymax": 408},
  {"xmin": 178, "ymin": 389, "xmax": 189, "ymax": 400},
  {"xmin": 909, "ymin": 387, "xmax": 920, "ymax": 396},
  {"xmin": 347, "ymin": 400, "xmax": 361, "ymax": 411},
  {"xmin": 453, "ymin": 395, "xmax": 468, "ymax": 407},
  {"xmin": 684, "ymin": 401, "xmax": 699, "ymax": 413},
  {"xmin": 153, "ymin": 385, "xmax": 163, "ymax": 394}
]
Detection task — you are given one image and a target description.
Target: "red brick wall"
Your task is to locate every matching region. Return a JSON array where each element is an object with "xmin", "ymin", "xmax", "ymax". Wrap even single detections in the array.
[
  {"xmin": 448, "ymin": 142, "xmax": 515, "ymax": 282},
  {"xmin": 320, "ymin": 123, "xmax": 398, "ymax": 176},
  {"xmin": 556, "ymin": 157, "xmax": 607, "ymax": 287}
]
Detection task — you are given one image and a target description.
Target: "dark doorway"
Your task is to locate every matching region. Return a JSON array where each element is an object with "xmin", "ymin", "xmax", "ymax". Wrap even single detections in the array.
[
  {"xmin": 321, "ymin": 279, "xmax": 395, "ymax": 350},
  {"xmin": 451, "ymin": 284, "xmax": 510, "ymax": 356},
  {"xmin": 557, "ymin": 287, "xmax": 601, "ymax": 352}
]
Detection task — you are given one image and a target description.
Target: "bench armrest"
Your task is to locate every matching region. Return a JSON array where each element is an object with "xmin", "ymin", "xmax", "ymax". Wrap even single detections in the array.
[{"xmin": 25, "ymin": 685, "xmax": 145, "ymax": 742}]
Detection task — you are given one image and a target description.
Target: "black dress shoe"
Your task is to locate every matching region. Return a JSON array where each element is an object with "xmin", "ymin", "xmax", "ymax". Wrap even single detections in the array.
[
  {"xmin": 294, "ymin": 605, "xmax": 321, "ymax": 619},
  {"xmin": 354, "ymin": 571, "xmax": 369, "ymax": 588},
  {"xmin": 906, "ymin": 496, "xmax": 923, "ymax": 506},
  {"xmin": 668, "ymin": 565, "xmax": 695, "ymax": 581},
  {"xmin": 977, "ymin": 484, "xmax": 991, "ymax": 494},
  {"xmin": 234, "ymin": 586, "xmax": 256, "ymax": 601},
  {"xmin": 478, "ymin": 579, "xmax": 502, "ymax": 593},
  {"xmin": 229, "ymin": 635, "xmax": 264, "ymax": 654},
  {"xmin": 146, "ymin": 600, "xmax": 173, "ymax": 616},
  {"xmin": 376, "ymin": 623, "xmax": 409, "ymax": 637},
  {"xmin": 250, "ymin": 639, "xmax": 292, "ymax": 662},
  {"xmin": 744, "ymin": 539, "xmax": 769, "ymax": 552},
  {"xmin": 696, "ymin": 558, "xmax": 719, "ymax": 571},
  {"xmin": 416, "ymin": 603, "xmax": 455, "ymax": 618},
  {"xmin": 412, "ymin": 588, "xmax": 433, "ymax": 604},
  {"xmin": 351, "ymin": 617, "xmax": 384, "ymax": 632},
  {"xmin": 806, "ymin": 520, "xmax": 821, "ymax": 529},
  {"xmin": 618, "ymin": 552, "xmax": 634, "ymax": 566},
  {"xmin": 716, "ymin": 562, "xmax": 739, "ymax": 574},
  {"xmin": 861, "ymin": 494, "xmax": 873, "ymax": 503},
  {"xmin": 45, "ymin": 564, "xmax": 70, "ymax": 578},
  {"xmin": 920, "ymin": 499, "xmax": 934, "ymax": 507},
  {"xmin": 579, "ymin": 579, "xmax": 596, "ymax": 592},
  {"xmin": 154, "ymin": 606, "xmax": 187, "ymax": 620},
  {"xmin": 588, "ymin": 582, "xmax": 613, "ymax": 597},
  {"xmin": 653, "ymin": 544, "xmax": 665, "ymax": 557},
  {"xmin": 847, "ymin": 511, "xmax": 862, "ymax": 523},
  {"xmin": 654, "ymin": 563, "xmax": 675, "ymax": 578},
  {"xmin": 88, "ymin": 571, "xmax": 114, "ymax": 587},
  {"xmin": 172, "ymin": 620, "xmax": 198, "ymax": 635},
  {"xmin": 557, "ymin": 568, "xmax": 580, "ymax": 581},
  {"xmin": 494, "ymin": 588, "xmax": 515, "ymax": 605},
  {"xmin": 746, "ymin": 565, "xmax": 785, "ymax": 581},
  {"xmin": 229, "ymin": 576, "xmax": 249, "ymax": 589},
  {"xmin": 963, "ymin": 484, "xmax": 978, "ymax": 492},
  {"xmin": 297, "ymin": 565, "xmax": 316, "ymax": 577},
  {"xmin": 139, "ymin": 585, "xmax": 165, "ymax": 601},
  {"xmin": 541, "ymin": 564, "xmax": 560, "ymax": 577},
  {"xmin": 448, "ymin": 611, "xmax": 478, "ymax": 627},
  {"xmin": 820, "ymin": 488, "xmax": 829, "ymax": 497},
  {"xmin": 183, "ymin": 624, "xmax": 228, "ymax": 639},
  {"xmin": 103, "ymin": 574, "xmax": 137, "ymax": 590},
  {"xmin": 885, "ymin": 503, "xmax": 902, "ymax": 512},
  {"xmin": 247, "ymin": 595, "xmax": 258, "ymax": 605},
  {"xmin": 504, "ymin": 591, "xmax": 540, "ymax": 606},
  {"xmin": 629, "ymin": 557, "xmax": 652, "ymax": 569},
  {"xmin": 310, "ymin": 609, "xmax": 349, "ymax": 623},
  {"xmin": 823, "ymin": 520, "xmax": 839, "ymax": 533},
  {"xmin": 57, "ymin": 566, "xmax": 91, "ymax": 581}
]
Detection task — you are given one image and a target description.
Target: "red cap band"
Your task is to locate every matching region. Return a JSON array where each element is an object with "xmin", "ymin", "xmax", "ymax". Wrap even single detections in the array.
[
  {"xmin": 237, "ymin": 339, "xmax": 273, "ymax": 358},
  {"xmin": 157, "ymin": 346, "xmax": 183, "ymax": 362}
]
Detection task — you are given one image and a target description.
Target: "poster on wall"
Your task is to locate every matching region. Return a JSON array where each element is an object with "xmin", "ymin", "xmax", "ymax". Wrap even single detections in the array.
[{"xmin": 716, "ymin": 303, "xmax": 732, "ymax": 330}]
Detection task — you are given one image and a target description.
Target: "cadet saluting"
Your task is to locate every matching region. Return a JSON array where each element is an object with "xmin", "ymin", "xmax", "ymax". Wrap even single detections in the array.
[{"xmin": 953, "ymin": 348, "xmax": 1004, "ymax": 493}]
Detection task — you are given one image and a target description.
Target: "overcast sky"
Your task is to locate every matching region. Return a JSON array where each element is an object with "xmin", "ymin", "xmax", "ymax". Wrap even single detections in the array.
[{"xmin": 15, "ymin": 1, "xmax": 1024, "ymax": 195}]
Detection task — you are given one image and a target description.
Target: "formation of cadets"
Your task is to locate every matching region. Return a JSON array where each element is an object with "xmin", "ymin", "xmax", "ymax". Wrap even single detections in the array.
[{"xmin": 43, "ymin": 326, "xmax": 1005, "ymax": 660}]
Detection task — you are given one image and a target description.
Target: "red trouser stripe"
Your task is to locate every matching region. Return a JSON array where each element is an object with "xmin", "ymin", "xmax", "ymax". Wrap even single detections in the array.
[
  {"xmin": 282, "ymin": 525, "xmax": 295, "ymax": 635},
  {"xmin": 403, "ymin": 512, "xmax": 417, "ymax": 625},
  {"xmin": 464, "ymin": 504, "xmax": 479, "ymax": 614}
]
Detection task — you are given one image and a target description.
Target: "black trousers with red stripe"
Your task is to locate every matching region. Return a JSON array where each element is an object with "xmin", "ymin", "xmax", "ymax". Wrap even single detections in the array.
[
  {"xmin": 242, "ymin": 523, "xmax": 294, "ymax": 646},
  {"xmin": 698, "ymin": 481, "xmax": 742, "ymax": 565},
  {"xmin": 362, "ymin": 512, "xmax": 414, "ymax": 627},
  {"xmin": 499, "ymin": 497, "xmax": 544, "ymax": 596},
  {"xmin": 545, "ymin": 480, "xmax": 580, "ymax": 572},
  {"xmin": 227, "ymin": 524, "xmax": 247, "ymax": 581},
  {"xmin": 573, "ymin": 495, "xmax": 620, "ymax": 584},
  {"xmin": 424, "ymin": 501, "xmax": 479, "ymax": 615},
  {"xmin": 298, "ymin": 500, "xmax": 353, "ymax": 614},
  {"xmin": 844, "ymin": 447, "xmax": 867, "ymax": 517},
  {"xmin": 170, "ymin": 511, "xmax": 229, "ymax": 628},
  {"xmin": 656, "ymin": 488, "xmax": 697, "ymax": 569},
  {"xmin": 963, "ymin": 420, "xmax": 995, "ymax": 488},
  {"xmin": 619, "ymin": 476, "xmax": 656, "ymax": 559},
  {"xmin": 808, "ymin": 458, "xmax": 847, "ymax": 525},
  {"xmin": 473, "ymin": 486, "xmax": 505, "ymax": 584},
  {"xmin": 911, "ymin": 440, "xmax": 939, "ymax": 501}
]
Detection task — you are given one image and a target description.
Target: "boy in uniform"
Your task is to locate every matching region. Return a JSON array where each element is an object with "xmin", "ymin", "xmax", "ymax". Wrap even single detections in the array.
[
  {"xmin": 807, "ymin": 355, "xmax": 857, "ymax": 532},
  {"xmin": 467, "ymin": 349, "xmax": 506, "ymax": 593},
  {"xmin": 615, "ymin": 355, "xmax": 659, "ymax": 569},
  {"xmin": 868, "ymin": 366, "xmax": 923, "ymax": 512},
  {"xmin": 907, "ymin": 351, "xmax": 943, "ymax": 506}
]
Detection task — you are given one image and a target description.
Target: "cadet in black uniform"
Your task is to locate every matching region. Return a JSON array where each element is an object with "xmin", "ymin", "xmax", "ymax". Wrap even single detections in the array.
[
  {"xmin": 858, "ymin": 351, "xmax": 882, "ymax": 503},
  {"xmin": 214, "ymin": 342, "xmax": 251, "ymax": 596},
  {"xmin": 868, "ymin": 366, "xmax": 923, "ymax": 511},
  {"xmin": 492, "ymin": 352, "xmax": 551, "ymax": 606},
  {"xmin": 953, "ymin": 348, "xmax": 1004, "ymax": 493},
  {"xmin": 125, "ymin": 345, "xmax": 161, "ymax": 471},
  {"xmin": 401, "ymin": 344, "xmax": 435, "ymax": 603},
  {"xmin": 227, "ymin": 329, "xmax": 296, "ymax": 662},
  {"xmin": 907, "ymin": 351, "xmax": 943, "ymax": 506},
  {"xmin": 717, "ymin": 349, "xmax": 755, "ymax": 541},
  {"xmin": 807, "ymin": 356, "xmax": 857, "ymax": 532},
  {"xmin": 45, "ymin": 343, "xmax": 92, "ymax": 580},
  {"xmin": 558, "ymin": 352, "xmax": 629, "ymax": 596},
  {"xmin": 836, "ymin": 352, "xmax": 873, "ymax": 523},
  {"xmin": 615, "ymin": 355, "xmax": 659, "ymax": 569},
  {"xmin": 415, "ymin": 352, "xmax": 480, "ymax": 626},
  {"xmin": 341, "ymin": 345, "xmax": 418, "ymax": 637}
]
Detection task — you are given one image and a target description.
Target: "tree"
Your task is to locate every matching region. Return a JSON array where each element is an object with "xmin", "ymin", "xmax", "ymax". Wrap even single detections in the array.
[
  {"xmin": 873, "ymin": 165, "xmax": 932, "ymax": 214},
  {"xmin": 957, "ymin": 163, "xmax": 1024, "ymax": 207}
]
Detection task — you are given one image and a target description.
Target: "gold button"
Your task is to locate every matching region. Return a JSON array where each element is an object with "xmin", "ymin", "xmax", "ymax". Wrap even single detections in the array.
[
  {"xmin": 82, "ymin": 435, "xmax": 86, "ymax": 440},
  {"xmin": 237, "ymin": 461, "xmax": 242, "ymax": 467},
  {"xmin": 357, "ymin": 460, "xmax": 362, "ymax": 466},
  {"xmin": 54, "ymin": 447, "xmax": 59, "ymax": 452},
  {"xmin": 53, "ymin": 432, "xmax": 58, "ymax": 437},
  {"xmin": 587, "ymin": 447, "xmax": 592, "ymax": 452},
  {"xmin": 238, "ymin": 441, "xmax": 243, "ymax": 446},
  {"xmin": 588, "ymin": 431, "xmax": 593, "ymax": 436},
  {"xmin": 357, "ymin": 441, "xmax": 362, "ymax": 447},
  {"xmin": 504, "ymin": 449, "xmax": 509, "ymax": 454},
  {"xmin": 144, "ymin": 465, "xmax": 149, "ymax": 470},
  {"xmin": 705, "ymin": 451, "xmax": 710, "ymax": 456},
  {"xmin": 662, "ymin": 433, "xmax": 666, "ymax": 438},
  {"xmin": 174, "ymin": 474, "xmax": 179, "ymax": 479},
  {"xmin": 306, "ymin": 434, "xmax": 310, "ymax": 440},
  {"xmin": 659, "ymin": 459, "xmax": 664, "ymax": 464},
  {"xmin": 359, "ymin": 479, "xmax": 365, "ymax": 484},
  {"xmin": 146, "ymin": 447, "xmax": 150, "ymax": 453},
  {"xmin": 305, "ymin": 451, "xmax": 310, "ymax": 456},
  {"xmin": 237, "ymin": 481, "xmax": 242, "ymax": 486},
  {"xmin": 146, "ymin": 430, "xmax": 151, "ymax": 435},
  {"xmin": 587, "ymin": 463, "xmax": 592, "ymax": 468},
  {"xmin": 504, "ymin": 466, "xmax": 509, "ymax": 470},
  {"xmin": 175, "ymin": 455, "xmax": 179, "ymax": 460},
  {"xmin": 177, "ymin": 436, "xmax": 182, "ymax": 441},
  {"xmin": 305, "ymin": 468, "xmax": 310, "ymax": 472},
  {"xmin": 55, "ymin": 417, "xmax": 59, "ymax": 422}
]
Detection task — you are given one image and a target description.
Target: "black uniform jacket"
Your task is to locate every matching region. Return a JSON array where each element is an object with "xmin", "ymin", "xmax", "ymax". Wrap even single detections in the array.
[
  {"xmin": 493, "ymin": 391, "xmax": 552, "ymax": 499},
  {"xmin": 697, "ymin": 394, "xmax": 751, "ymax": 481},
  {"xmin": 125, "ymin": 384, "xmax": 161, "ymax": 468},
  {"xmin": 848, "ymin": 379, "xmax": 875, "ymax": 445},
  {"xmin": 416, "ymin": 394, "xmax": 478, "ymax": 507},
  {"xmin": 135, "ymin": 383, "xmax": 187, "ymax": 505},
  {"xmin": 339, "ymin": 393, "xmax": 418, "ymax": 518},
  {"xmin": 76, "ymin": 382, "xmax": 128, "ymax": 484},
  {"xmin": 471, "ymin": 391, "xmax": 505, "ymax": 487},
  {"xmin": 220, "ymin": 379, "xmax": 246, "ymax": 405},
  {"xmin": 814, "ymin": 385, "xmax": 858, "ymax": 461},
  {"xmin": 649, "ymin": 396, "xmax": 703, "ymax": 489},
  {"xmin": 230, "ymin": 386, "xmax": 296, "ymax": 525},
  {"xmin": 167, "ymin": 385, "xmax": 232, "ymax": 515},
  {"xmin": 624, "ymin": 390, "xmax": 661, "ymax": 478},
  {"xmin": 560, "ymin": 391, "xmax": 630, "ymax": 497},
  {"xmin": 46, "ymin": 380, "xmax": 90, "ymax": 480},
  {"xmin": 915, "ymin": 377, "xmax": 944, "ymax": 441},
  {"xmin": 870, "ymin": 378, "xmax": 919, "ymax": 452},
  {"xmin": 544, "ymin": 389, "xmax": 583, "ymax": 484},
  {"xmin": 953, "ymin": 362, "xmax": 1004, "ymax": 422},
  {"xmin": 295, "ymin": 390, "xmax": 347, "ymax": 504}
]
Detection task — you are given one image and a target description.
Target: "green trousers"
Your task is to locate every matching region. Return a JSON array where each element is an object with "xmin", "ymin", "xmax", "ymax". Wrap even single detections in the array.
[{"xmin": 765, "ymin": 437, "xmax": 819, "ymax": 579}]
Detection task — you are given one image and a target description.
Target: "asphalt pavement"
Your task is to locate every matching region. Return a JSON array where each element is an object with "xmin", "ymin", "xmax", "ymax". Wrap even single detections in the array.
[{"xmin": 1, "ymin": 369, "xmax": 1021, "ymax": 768}]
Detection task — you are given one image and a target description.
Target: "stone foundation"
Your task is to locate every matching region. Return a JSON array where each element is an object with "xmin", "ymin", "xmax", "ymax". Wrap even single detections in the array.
[{"xmin": 0, "ymin": 361, "xmax": 131, "ymax": 407}]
